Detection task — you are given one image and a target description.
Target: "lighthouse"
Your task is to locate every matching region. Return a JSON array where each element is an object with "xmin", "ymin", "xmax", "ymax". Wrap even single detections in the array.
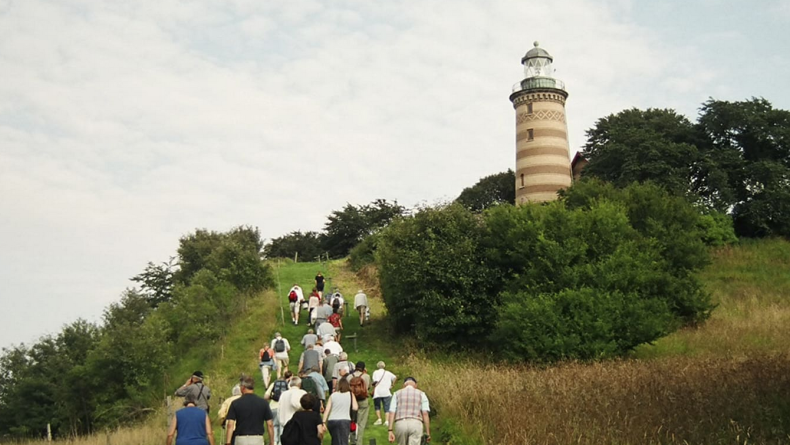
[{"xmin": 509, "ymin": 42, "xmax": 572, "ymax": 204}]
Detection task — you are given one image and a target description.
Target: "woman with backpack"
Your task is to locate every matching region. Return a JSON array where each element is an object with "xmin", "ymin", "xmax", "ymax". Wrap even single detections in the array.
[
  {"xmin": 322, "ymin": 378, "xmax": 358, "ymax": 445},
  {"xmin": 259, "ymin": 344, "xmax": 276, "ymax": 389}
]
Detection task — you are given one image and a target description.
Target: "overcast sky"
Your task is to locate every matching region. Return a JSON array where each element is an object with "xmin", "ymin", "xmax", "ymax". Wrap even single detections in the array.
[{"xmin": 1, "ymin": 0, "xmax": 788, "ymax": 349}]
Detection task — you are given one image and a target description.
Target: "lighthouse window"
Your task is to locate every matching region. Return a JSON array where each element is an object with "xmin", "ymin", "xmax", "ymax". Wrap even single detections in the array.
[
  {"xmin": 520, "ymin": 174, "xmax": 525, "ymax": 187},
  {"xmin": 527, "ymin": 129, "xmax": 534, "ymax": 141},
  {"xmin": 527, "ymin": 103, "xmax": 533, "ymax": 114}
]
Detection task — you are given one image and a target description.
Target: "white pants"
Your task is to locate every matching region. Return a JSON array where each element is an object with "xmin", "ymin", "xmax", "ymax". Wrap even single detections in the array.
[{"xmin": 393, "ymin": 418, "xmax": 423, "ymax": 445}]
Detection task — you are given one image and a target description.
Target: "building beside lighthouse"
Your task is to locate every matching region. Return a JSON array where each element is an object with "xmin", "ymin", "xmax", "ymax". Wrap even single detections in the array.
[{"xmin": 509, "ymin": 42, "xmax": 572, "ymax": 204}]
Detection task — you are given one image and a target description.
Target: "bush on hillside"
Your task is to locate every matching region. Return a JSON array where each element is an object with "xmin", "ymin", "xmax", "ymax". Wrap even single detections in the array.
[
  {"xmin": 485, "ymin": 202, "xmax": 694, "ymax": 360},
  {"xmin": 348, "ymin": 233, "xmax": 379, "ymax": 271},
  {"xmin": 376, "ymin": 204, "xmax": 500, "ymax": 345},
  {"xmin": 376, "ymin": 183, "xmax": 714, "ymax": 360}
]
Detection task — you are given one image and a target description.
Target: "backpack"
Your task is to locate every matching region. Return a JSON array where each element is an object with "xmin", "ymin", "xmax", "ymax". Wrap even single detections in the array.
[
  {"xmin": 274, "ymin": 338, "xmax": 286, "ymax": 353},
  {"xmin": 301, "ymin": 376, "xmax": 320, "ymax": 398},
  {"xmin": 260, "ymin": 348, "xmax": 271, "ymax": 362},
  {"xmin": 350, "ymin": 374, "xmax": 368, "ymax": 401},
  {"xmin": 280, "ymin": 417, "xmax": 301, "ymax": 445},
  {"xmin": 288, "ymin": 290, "xmax": 298, "ymax": 302},
  {"xmin": 271, "ymin": 379, "xmax": 289, "ymax": 402}
]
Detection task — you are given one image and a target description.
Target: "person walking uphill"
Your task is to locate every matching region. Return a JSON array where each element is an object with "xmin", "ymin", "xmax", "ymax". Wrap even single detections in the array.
[
  {"xmin": 167, "ymin": 393, "xmax": 215, "ymax": 445},
  {"xmin": 387, "ymin": 377, "xmax": 431, "ymax": 445},
  {"xmin": 354, "ymin": 290, "xmax": 368, "ymax": 327},
  {"xmin": 175, "ymin": 371, "xmax": 211, "ymax": 413},
  {"xmin": 350, "ymin": 362, "xmax": 372, "ymax": 445},
  {"xmin": 271, "ymin": 333, "xmax": 291, "ymax": 379},
  {"xmin": 225, "ymin": 376, "xmax": 275, "ymax": 445},
  {"xmin": 315, "ymin": 272, "xmax": 325, "ymax": 299},
  {"xmin": 323, "ymin": 378, "xmax": 358, "ymax": 445},
  {"xmin": 372, "ymin": 362, "xmax": 397, "ymax": 426}
]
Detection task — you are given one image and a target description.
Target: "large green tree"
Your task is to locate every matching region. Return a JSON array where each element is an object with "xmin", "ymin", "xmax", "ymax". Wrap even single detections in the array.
[
  {"xmin": 581, "ymin": 108, "xmax": 703, "ymax": 197},
  {"xmin": 455, "ymin": 169, "xmax": 516, "ymax": 211},
  {"xmin": 322, "ymin": 199, "xmax": 405, "ymax": 258},
  {"xmin": 698, "ymin": 98, "xmax": 790, "ymax": 237},
  {"xmin": 263, "ymin": 231, "xmax": 323, "ymax": 260},
  {"xmin": 581, "ymin": 98, "xmax": 790, "ymax": 238}
]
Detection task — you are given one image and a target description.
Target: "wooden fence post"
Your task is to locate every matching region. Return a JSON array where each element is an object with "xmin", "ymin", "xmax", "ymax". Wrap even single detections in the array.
[{"xmin": 46, "ymin": 423, "xmax": 51, "ymax": 442}]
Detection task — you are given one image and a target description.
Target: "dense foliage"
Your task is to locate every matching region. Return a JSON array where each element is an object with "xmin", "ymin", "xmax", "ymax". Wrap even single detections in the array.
[
  {"xmin": 455, "ymin": 169, "xmax": 516, "ymax": 211},
  {"xmin": 261, "ymin": 199, "xmax": 404, "ymax": 260},
  {"xmin": 376, "ymin": 205, "xmax": 500, "ymax": 345},
  {"xmin": 582, "ymin": 98, "xmax": 790, "ymax": 237},
  {"xmin": 262, "ymin": 231, "xmax": 323, "ymax": 261},
  {"xmin": 322, "ymin": 199, "xmax": 405, "ymax": 258},
  {"xmin": 0, "ymin": 226, "xmax": 273, "ymax": 439},
  {"xmin": 376, "ymin": 183, "xmax": 719, "ymax": 360}
]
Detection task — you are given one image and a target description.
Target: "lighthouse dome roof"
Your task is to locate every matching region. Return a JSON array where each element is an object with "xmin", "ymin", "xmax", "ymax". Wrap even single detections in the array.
[{"xmin": 522, "ymin": 41, "xmax": 553, "ymax": 63}]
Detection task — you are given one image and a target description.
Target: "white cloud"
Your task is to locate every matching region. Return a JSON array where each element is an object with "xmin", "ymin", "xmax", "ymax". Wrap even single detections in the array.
[{"xmin": 0, "ymin": 0, "xmax": 787, "ymax": 347}]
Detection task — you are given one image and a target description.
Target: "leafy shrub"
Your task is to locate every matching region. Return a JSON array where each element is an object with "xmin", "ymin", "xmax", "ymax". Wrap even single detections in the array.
[
  {"xmin": 376, "ymin": 182, "xmax": 714, "ymax": 359},
  {"xmin": 376, "ymin": 204, "xmax": 500, "ymax": 345},
  {"xmin": 348, "ymin": 233, "xmax": 379, "ymax": 271}
]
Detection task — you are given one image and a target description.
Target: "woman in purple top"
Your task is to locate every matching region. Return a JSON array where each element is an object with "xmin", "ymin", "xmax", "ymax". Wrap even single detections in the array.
[{"xmin": 167, "ymin": 394, "xmax": 215, "ymax": 445}]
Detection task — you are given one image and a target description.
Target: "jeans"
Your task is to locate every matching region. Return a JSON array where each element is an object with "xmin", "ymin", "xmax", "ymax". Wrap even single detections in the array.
[
  {"xmin": 271, "ymin": 408, "xmax": 281, "ymax": 445},
  {"xmin": 326, "ymin": 419, "xmax": 351, "ymax": 445},
  {"xmin": 373, "ymin": 396, "xmax": 392, "ymax": 413}
]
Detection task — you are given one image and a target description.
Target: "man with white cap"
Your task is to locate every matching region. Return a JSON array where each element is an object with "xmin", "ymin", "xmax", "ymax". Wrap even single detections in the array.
[
  {"xmin": 387, "ymin": 377, "xmax": 430, "ymax": 445},
  {"xmin": 354, "ymin": 289, "xmax": 369, "ymax": 327}
]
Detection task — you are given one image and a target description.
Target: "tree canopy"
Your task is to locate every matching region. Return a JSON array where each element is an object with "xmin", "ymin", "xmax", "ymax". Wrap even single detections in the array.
[
  {"xmin": 581, "ymin": 98, "xmax": 790, "ymax": 238},
  {"xmin": 455, "ymin": 169, "xmax": 516, "ymax": 211}
]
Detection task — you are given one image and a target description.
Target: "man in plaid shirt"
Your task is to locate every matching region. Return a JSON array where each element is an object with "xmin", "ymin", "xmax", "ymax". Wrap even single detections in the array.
[{"xmin": 387, "ymin": 377, "xmax": 431, "ymax": 444}]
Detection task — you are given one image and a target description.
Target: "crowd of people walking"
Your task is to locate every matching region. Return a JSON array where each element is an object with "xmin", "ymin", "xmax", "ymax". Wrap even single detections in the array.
[{"xmin": 167, "ymin": 273, "xmax": 431, "ymax": 445}]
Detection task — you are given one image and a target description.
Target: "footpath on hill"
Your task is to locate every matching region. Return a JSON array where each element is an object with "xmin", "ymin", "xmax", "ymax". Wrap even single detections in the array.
[{"xmin": 208, "ymin": 259, "xmax": 420, "ymax": 445}]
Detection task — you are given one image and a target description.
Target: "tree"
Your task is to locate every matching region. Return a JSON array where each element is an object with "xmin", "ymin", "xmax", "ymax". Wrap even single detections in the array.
[
  {"xmin": 580, "ymin": 99, "xmax": 790, "ymax": 238},
  {"xmin": 581, "ymin": 108, "xmax": 703, "ymax": 198},
  {"xmin": 698, "ymin": 98, "xmax": 790, "ymax": 237},
  {"xmin": 455, "ymin": 169, "xmax": 516, "ymax": 211},
  {"xmin": 130, "ymin": 257, "xmax": 176, "ymax": 307},
  {"xmin": 322, "ymin": 199, "xmax": 405, "ymax": 258},
  {"xmin": 263, "ymin": 231, "xmax": 323, "ymax": 260},
  {"xmin": 175, "ymin": 226, "xmax": 272, "ymax": 292}
]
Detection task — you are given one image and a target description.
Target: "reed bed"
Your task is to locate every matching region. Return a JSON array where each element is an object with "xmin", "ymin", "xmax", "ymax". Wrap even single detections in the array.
[{"xmin": 411, "ymin": 353, "xmax": 790, "ymax": 444}]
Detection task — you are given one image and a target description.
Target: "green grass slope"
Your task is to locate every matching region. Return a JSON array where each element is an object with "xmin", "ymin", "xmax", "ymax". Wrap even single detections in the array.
[{"xmin": 199, "ymin": 259, "xmax": 416, "ymax": 445}]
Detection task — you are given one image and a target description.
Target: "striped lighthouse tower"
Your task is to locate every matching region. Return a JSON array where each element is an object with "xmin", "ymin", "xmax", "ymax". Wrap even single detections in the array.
[{"xmin": 509, "ymin": 42, "xmax": 572, "ymax": 204}]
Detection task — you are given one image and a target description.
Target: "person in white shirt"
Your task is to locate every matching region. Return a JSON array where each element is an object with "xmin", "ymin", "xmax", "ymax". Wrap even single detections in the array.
[
  {"xmin": 270, "ymin": 333, "xmax": 291, "ymax": 379},
  {"xmin": 323, "ymin": 337, "xmax": 343, "ymax": 356},
  {"xmin": 277, "ymin": 377, "xmax": 306, "ymax": 432},
  {"xmin": 289, "ymin": 284, "xmax": 304, "ymax": 325},
  {"xmin": 371, "ymin": 361, "xmax": 397, "ymax": 426},
  {"xmin": 354, "ymin": 290, "xmax": 369, "ymax": 327}
]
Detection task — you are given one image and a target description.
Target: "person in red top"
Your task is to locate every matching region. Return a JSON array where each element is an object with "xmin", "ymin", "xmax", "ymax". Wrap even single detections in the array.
[{"xmin": 328, "ymin": 309, "xmax": 344, "ymax": 342}]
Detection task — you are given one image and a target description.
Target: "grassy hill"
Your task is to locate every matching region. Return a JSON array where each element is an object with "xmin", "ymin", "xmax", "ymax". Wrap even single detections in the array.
[{"xmin": 14, "ymin": 238, "xmax": 790, "ymax": 445}]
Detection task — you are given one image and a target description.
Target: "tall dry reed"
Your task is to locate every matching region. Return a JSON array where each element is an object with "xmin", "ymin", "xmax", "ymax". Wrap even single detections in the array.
[
  {"xmin": 5, "ymin": 425, "xmax": 163, "ymax": 445},
  {"xmin": 410, "ymin": 353, "xmax": 790, "ymax": 444}
]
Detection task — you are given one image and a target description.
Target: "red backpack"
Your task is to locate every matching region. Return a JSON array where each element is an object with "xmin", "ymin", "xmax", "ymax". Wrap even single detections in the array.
[{"xmin": 288, "ymin": 291, "xmax": 298, "ymax": 302}]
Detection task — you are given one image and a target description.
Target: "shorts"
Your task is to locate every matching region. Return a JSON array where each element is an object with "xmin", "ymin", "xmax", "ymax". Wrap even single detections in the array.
[
  {"xmin": 289, "ymin": 301, "xmax": 299, "ymax": 313},
  {"xmin": 316, "ymin": 283, "xmax": 325, "ymax": 291},
  {"xmin": 374, "ymin": 396, "xmax": 392, "ymax": 412}
]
